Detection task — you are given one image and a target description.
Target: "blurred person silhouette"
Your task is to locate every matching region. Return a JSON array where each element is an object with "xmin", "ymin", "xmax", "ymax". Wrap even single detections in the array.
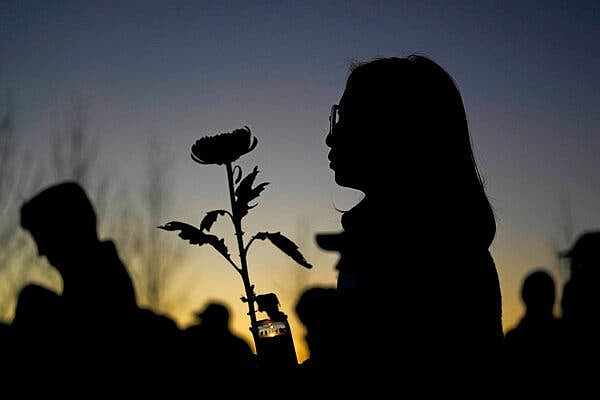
[
  {"xmin": 11, "ymin": 284, "xmax": 62, "ymax": 341},
  {"xmin": 318, "ymin": 54, "xmax": 503, "ymax": 388},
  {"xmin": 183, "ymin": 301, "xmax": 255, "ymax": 378},
  {"xmin": 504, "ymin": 269, "xmax": 563, "ymax": 380},
  {"xmin": 0, "ymin": 319, "xmax": 12, "ymax": 365},
  {"xmin": 9, "ymin": 284, "xmax": 62, "ymax": 374},
  {"xmin": 17, "ymin": 180, "xmax": 181, "ymax": 379},
  {"xmin": 294, "ymin": 286, "xmax": 343, "ymax": 376},
  {"xmin": 0, "ymin": 320, "xmax": 10, "ymax": 345},
  {"xmin": 558, "ymin": 231, "xmax": 600, "ymax": 365}
]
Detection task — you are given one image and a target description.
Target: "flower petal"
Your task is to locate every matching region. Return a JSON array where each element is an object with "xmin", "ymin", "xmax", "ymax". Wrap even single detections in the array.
[{"xmin": 190, "ymin": 126, "xmax": 258, "ymax": 165}]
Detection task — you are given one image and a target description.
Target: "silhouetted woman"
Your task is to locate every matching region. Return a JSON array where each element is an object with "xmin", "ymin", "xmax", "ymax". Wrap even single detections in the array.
[{"xmin": 321, "ymin": 55, "xmax": 503, "ymax": 385}]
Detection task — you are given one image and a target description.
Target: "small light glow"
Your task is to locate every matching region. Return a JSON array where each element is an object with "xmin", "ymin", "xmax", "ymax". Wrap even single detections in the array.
[{"xmin": 258, "ymin": 319, "xmax": 287, "ymax": 338}]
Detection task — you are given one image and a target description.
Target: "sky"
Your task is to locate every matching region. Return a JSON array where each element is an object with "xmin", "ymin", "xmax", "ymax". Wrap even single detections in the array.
[{"xmin": 2, "ymin": 0, "xmax": 600, "ymax": 362}]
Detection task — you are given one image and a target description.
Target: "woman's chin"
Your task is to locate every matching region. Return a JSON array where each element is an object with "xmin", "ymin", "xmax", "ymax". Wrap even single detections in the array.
[
  {"xmin": 334, "ymin": 173, "xmax": 366, "ymax": 191},
  {"xmin": 334, "ymin": 175, "xmax": 351, "ymax": 188}
]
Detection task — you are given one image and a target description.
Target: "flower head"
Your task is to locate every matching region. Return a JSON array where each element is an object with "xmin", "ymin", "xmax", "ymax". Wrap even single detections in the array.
[{"xmin": 191, "ymin": 126, "xmax": 258, "ymax": 165}]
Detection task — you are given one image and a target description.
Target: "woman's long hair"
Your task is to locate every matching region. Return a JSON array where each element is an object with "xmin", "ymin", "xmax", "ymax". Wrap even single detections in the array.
[{"xmin": 346, "ymin": 54, "xmax": 496, "ymax": 248}]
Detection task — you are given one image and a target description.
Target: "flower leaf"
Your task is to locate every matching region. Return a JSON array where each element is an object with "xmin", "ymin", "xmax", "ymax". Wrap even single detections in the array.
[
  {"xmin": 235, "ymin": 166, "xmax": 260, "ymax": 198},
  {"xmin": 200, "ymin": 210, "xmax": 228, "ymax": 232},
  {"xmin": 233, "ymin": 165, "xmax": 242, "ymax": 184},
  {"xmin": 254, "ymin": 232, "xmax": 312, "ymax": 269},
  {"xmin": 158, "ymin": 221, "xmax": 204, "ymax": 243},
  {"xmin": 158, "ymin": 221, "xmax": 230, "ymax": 258},
  {"xmin": 240, "ymin": 182, "xmax": 270, "ymax": 210},
  {"xmin": 234, "ymin": 166, "xmax": 270, "ymax": 218},
  {"xmin": 204, "ymin": 235, "xmax": 230, "ymax": 259}
]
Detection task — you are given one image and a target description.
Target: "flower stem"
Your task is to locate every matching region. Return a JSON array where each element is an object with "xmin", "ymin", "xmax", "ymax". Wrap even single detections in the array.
[{"xmin": 225, "ymin": 162, "xmax": 259, "ymax": 346}]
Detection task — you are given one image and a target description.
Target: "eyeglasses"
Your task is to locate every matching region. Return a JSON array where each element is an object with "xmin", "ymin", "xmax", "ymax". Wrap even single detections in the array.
[{"xmin": 329, "ymin": 104, "xmax": 340, "ymax": 136}]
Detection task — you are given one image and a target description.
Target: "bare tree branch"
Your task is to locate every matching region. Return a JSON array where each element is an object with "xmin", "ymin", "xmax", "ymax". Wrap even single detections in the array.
[{"xmin": 127, "ymin": 132, "xmax": 191, "ymax": 314}]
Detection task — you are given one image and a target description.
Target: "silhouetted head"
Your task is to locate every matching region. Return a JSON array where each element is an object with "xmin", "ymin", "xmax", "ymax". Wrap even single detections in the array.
[
  {"xmin": 327, "ymin": 55, "xmax": 481, "ymax": 192},
  {"xmin": 295, "ymin": 286, "xmax": 339, "ymax": 328},
  {"xmin": 559, "ymin": 231, "xmax": 600, "ymax": 276},
  {"xmin": 12, "ymin": 284, "xmax": 60, "ymax": 331},
  {"xmin": 326, "ymin": 54, "xmax": 495, "ymax": 245},
  {"xmin": 20, "ymin": 181, "xmax": 98, "ymax": 270},
  {"xmin": 295, "ymin": 286, "xmax": 340, "ymax": 361},
  {"xmin": 521, "ymin": 269, "xmax": 556, "ymax": 316},
  {"xmin": 196, "ymin": 302, "xmax": 230, "ymax": 330}
]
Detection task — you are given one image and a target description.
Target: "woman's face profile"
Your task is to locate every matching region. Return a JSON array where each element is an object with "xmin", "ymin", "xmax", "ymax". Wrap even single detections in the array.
[
  {"xmin": 326, "ymin": 87, "xmax": 360, "ymax": 189},
  {"xmin": 326, "ymin": 80, "xmax": 387, "ymax": 192}
]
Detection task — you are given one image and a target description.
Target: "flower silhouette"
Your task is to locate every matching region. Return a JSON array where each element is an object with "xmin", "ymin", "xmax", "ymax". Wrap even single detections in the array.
[
  {"xmin": 160, "ymin": 125, "xmax": 311, "ymax": 365},
  {"xmin": 191, "ymin": 126, "xmax": 258, "ymax": 165}
]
